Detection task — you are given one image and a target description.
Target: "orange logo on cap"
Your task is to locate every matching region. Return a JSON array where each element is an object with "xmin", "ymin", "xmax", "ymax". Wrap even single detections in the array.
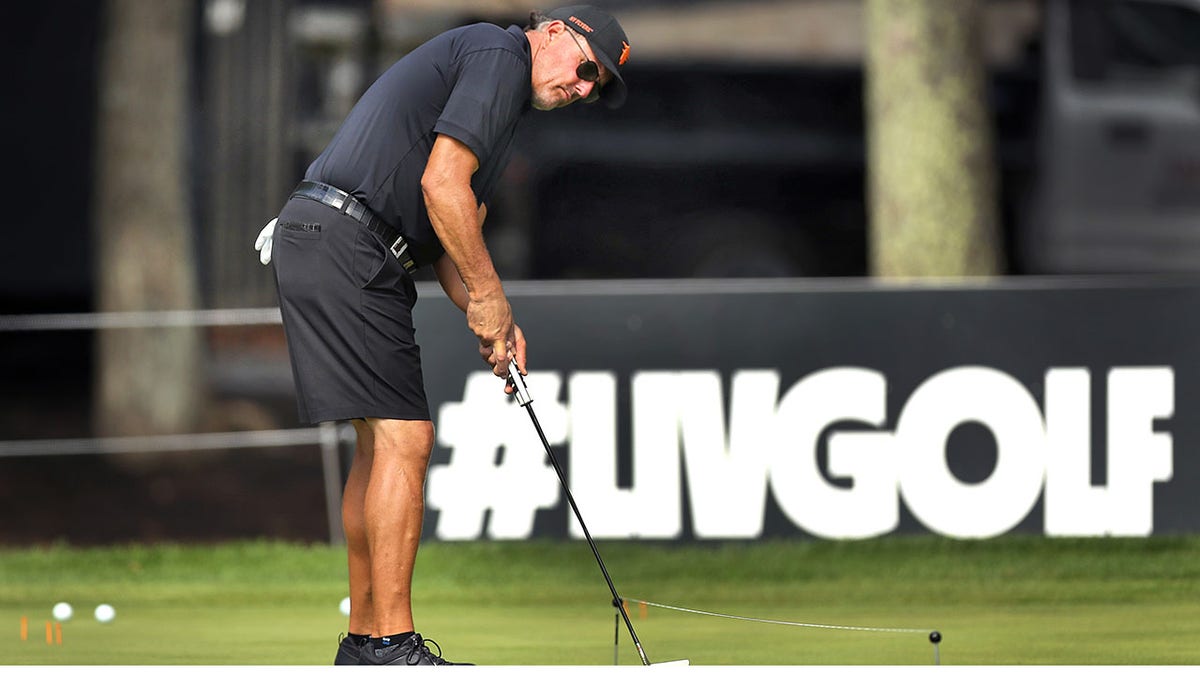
[
  {"xmin": 568, "ymin": 16, "xmax": 593, "ymax": 33},
  {"xmin": 618, "ymin": 41, "xmax": 630, "ymax": 66}
]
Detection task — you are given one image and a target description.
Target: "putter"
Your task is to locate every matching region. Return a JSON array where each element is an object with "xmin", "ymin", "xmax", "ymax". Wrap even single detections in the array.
[{"xmin": 507, "ymin": 367, "xmax": 652, "ymax": 666}]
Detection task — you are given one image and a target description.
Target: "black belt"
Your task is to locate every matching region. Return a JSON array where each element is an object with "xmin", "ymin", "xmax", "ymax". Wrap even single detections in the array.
[{"xmin": 291, "ymin": 180, "xmax": 415, "ymax": 272}]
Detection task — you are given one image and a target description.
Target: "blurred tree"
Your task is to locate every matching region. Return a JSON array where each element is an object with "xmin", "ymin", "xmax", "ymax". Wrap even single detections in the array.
[
  {"xmin": 93, "ymin": 0, "xmax": 204, "ymax": 436},
  {"xmin": 865, "ymin": 0, "xmax": 1002, "ymax": 276}
]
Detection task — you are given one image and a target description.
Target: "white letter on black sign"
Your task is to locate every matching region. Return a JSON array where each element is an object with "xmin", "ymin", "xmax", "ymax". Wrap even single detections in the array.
[
  {"xmin": 897, "ymin": 367, "xmax": 1044, "ymax": 539},
  {"xmin": 770, "ymin": 367, "xmax": 895, "ymax": 539}
]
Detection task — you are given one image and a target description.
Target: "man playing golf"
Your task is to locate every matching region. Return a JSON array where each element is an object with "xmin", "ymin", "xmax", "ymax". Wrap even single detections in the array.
[{"xmin": 255, "ymin": 5, "xmax": 631, "ymax": 666}]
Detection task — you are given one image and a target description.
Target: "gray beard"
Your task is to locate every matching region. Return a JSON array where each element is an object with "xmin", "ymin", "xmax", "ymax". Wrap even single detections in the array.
[{"xmin": 531, "ymin": 91, "xmax": 557, "ymax": 111}]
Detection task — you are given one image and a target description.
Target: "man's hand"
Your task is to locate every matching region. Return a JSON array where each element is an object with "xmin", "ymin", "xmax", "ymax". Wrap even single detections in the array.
[
  {"xmin": 254, "ymin": 218, "xmax": 276, "ymax": 265},
  {"xmin": 468, "ymin": 292, "xmax": 517, "ymax": 377},
  {"xmin": 478, "ymin": 323, "xmax": 528, "ymax": 395}
]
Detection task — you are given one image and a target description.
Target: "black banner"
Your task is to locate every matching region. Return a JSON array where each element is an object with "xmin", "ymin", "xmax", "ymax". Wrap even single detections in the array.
[{"xmin": 412, "ymin": 278, "xmax": 1198, "ymax": 540}]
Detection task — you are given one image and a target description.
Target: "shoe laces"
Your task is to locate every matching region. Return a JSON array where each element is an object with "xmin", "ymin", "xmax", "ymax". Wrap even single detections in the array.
[
  {"xmin": 407, "ymin": 634, "xmax": 448, "ymax": 665},
  {"xmin": 338, "ymin": 632, "xmax": 366, "ymax": 646}
]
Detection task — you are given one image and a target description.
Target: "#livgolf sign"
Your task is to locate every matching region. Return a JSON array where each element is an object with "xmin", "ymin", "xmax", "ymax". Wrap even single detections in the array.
[{"xmin": 414, "ymin": 279, "xmax": 1197, "ymax": 540}]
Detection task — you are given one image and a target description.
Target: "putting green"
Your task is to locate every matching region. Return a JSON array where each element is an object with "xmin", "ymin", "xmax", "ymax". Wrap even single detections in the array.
[{"xmin": 1, "ymin": 537, "xmax": 1198, "ymax": 664}]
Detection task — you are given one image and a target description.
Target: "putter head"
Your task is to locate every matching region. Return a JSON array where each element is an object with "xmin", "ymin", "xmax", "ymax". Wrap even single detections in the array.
[
  {"xmin": 650, "ymin": 659, "xmax": 690, "ymax": 667},
  {"xmin": 507, "ymin": 367, "xmax": 533, "ymax": 406}
]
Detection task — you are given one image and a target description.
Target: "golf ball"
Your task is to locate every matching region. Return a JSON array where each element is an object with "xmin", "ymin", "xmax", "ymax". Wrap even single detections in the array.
[
  {"xmin": 52, "ymin": 602, "xmax": 73, "ymax": 622},
  {"xmin": 94, "ymin": 603, "xmax": 115, "ymax": 623},
  {"xmin": 339, "ymin": 596, "xmax": 351, "ymax": 616}
]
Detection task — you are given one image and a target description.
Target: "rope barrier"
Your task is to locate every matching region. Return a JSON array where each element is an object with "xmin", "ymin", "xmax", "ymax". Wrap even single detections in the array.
[
  {"xmin": 614, "ymin": 597, "xmax": 942, "ymax": 665},
  {"xmin": 0, "ymin": 428, "xmax": 338, "ymax": 458},
  {"xmin": 0, "ymin": 308, "xmax": 283, "ymax": 332},
  {"xmin": 622, "ymin": 596, "xmax": 933, "ymax": 634}
]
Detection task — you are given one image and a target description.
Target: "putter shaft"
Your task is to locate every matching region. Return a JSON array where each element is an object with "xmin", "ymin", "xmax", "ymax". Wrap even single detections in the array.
[{"xmin": 510, "ymin": 371, "xmax": 650, "ymax": 666}]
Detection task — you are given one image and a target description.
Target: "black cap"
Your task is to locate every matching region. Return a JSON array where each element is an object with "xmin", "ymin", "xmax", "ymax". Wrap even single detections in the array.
[{"xmin": 546, "ymin": 5, "xmax": 630, "ymax": 108}]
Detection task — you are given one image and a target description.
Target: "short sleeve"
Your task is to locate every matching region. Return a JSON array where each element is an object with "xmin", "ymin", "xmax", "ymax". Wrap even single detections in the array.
[{"xmin": 434, "ymin": 48, "xmax": 529, "ymax": 166}]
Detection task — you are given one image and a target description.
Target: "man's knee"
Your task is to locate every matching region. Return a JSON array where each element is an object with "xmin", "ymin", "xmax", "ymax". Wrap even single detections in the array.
[{"xmin": 368, "ymin": 418, "xmax": 434, "ymax": 462}]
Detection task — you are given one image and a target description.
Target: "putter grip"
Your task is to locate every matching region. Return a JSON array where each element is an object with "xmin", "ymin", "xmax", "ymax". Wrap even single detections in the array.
[{"xmin": 509, "ymin": 369, "xmax": 533, "ymax": 406}]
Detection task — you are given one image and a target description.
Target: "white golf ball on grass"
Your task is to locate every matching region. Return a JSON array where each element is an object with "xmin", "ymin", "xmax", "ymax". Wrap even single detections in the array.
[
  {"xmin": 52, "ymin": 602, "xmax": 73, "ymax": 622},
  {"xmin": 94, "ymin": 603, "xmax": 116, "ymax": 623}
]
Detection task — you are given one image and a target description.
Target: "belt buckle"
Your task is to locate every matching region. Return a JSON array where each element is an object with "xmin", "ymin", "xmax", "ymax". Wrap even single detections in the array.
[{"xmin": 389, "ymin": 235, "xmax": 409, "ymax": 260}]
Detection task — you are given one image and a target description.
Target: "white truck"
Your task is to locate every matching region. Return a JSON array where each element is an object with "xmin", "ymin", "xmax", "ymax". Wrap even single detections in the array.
[{"xmin": 1021, "ymin": 0, "xmax": 1200, "ymax": 273}]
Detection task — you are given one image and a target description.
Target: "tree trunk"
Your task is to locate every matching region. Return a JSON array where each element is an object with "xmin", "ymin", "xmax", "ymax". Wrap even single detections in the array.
[
  {"xmin": 865, "ymin": 0, "xmax": 1002, "ymax": 277},
  {"xmin": 93, "ymin": 0, "xmax": 203, "ymax": 436}
]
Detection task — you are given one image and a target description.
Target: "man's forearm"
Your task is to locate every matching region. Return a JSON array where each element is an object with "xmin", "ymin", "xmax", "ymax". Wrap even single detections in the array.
[
  {"xmin": 425, "ymin": 186, "xmax": 499, "ymax": 294},
  {"xmin": 432, "ymin": 203, "xmax": 487, "ymax": 314}
]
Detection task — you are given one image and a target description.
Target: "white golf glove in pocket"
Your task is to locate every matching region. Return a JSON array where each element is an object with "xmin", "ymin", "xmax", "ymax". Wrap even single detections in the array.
[{"xmin": 254, "ymin": 218, "xmax": 277, "ymax": 265}]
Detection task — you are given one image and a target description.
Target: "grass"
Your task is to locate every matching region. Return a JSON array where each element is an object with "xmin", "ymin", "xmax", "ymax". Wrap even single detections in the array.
[{"xmin": 1, "ymin": 537, "xmax": 1199, "ymax": 665}]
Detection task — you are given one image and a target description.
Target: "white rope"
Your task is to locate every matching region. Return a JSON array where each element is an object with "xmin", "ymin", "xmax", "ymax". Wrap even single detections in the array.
[
  {"xmin": 0, "ymin": 308, "xmax": 283, "ymax": 332},
  {"xmin": 0, "ymin": 428, "xmax": 333, "ymax": 458},
  {"xmin": 622, "ymin": 597, "xmax": 932, "ymax": 634}
]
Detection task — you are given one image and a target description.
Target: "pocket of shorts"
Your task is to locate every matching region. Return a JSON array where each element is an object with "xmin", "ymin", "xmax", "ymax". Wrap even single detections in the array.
[
  {"xmin": 354, "ymin": 229, "xmax": 391, "ymax": 289},
  {"xmin": 278, "ymin": 220, "xmax": 323, "ymax": 240}
]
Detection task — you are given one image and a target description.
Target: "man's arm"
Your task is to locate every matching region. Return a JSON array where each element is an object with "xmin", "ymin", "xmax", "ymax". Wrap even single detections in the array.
[
  {"xmin": 433, "ymin": 201, "xmax": 485, "ymax": 314},
  {"xmin": 423, "ymin": 134, "xmax": 524, "ymax": 377}
]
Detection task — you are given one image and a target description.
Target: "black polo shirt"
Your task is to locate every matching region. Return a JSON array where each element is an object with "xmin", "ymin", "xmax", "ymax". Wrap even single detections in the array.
[{"xmin": 305, "ymin": 23, "xmax": 533, "ymax": 267}]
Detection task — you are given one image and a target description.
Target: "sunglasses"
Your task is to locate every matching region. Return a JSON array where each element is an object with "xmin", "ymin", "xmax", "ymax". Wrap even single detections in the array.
[{"xmin": 565, "ymin": 29, "xmax": 602, "ymax": 103}]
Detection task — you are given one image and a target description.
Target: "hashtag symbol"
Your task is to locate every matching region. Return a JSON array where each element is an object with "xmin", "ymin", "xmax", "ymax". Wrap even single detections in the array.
[{"xmin": 427, "ymin": 371, "xmax": 567, "ymax": 540}]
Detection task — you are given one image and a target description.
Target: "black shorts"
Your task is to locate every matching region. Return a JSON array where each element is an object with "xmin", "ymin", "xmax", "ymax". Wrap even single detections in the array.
[{"xmin": 272, "ymin": 196, "xmax": 430, "ymax": 424}]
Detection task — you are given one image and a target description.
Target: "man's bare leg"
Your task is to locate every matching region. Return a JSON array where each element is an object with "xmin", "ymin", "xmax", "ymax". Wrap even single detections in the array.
[
  {"xmin": 344, "ymin": 419, "xmax": 376, "ymax": 636},
  {"xmin": 363, "ymin": 417, "xmax": 435, "ymax": 636}
]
